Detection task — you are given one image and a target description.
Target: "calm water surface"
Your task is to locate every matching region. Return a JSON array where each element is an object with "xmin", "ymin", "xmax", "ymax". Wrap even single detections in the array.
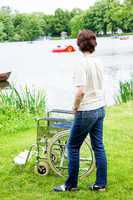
[{"xmin": 0, "ymin": 37, "xmax": 133, "ymax": 110}]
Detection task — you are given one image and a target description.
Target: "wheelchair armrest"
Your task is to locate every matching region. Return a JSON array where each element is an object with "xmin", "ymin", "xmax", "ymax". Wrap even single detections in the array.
[{"xmin": 33, "ymin": 116, "xmax": 70, "ymax": 122}]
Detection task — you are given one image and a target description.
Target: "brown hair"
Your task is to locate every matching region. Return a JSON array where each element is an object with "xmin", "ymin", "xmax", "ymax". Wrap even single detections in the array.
[{"xmin": 77, "ymin": 29, "xmax": 97, "ymax": 53}]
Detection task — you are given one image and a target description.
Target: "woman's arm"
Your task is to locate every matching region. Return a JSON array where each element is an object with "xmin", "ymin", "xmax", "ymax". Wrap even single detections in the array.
[{"xmin": 73, "ymin": 86, "xmax": 85, "ymax": 112}]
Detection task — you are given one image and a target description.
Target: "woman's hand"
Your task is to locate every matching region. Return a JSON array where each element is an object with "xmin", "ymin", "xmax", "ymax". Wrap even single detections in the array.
[{"xmin": 72, "ymin": 106, "xmax": 78, "ymax": 114}]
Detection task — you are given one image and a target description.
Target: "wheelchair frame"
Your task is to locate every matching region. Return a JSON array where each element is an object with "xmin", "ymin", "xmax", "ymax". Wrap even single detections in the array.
[{"xmin": 25, "ymin": 109, "xmax": 95, "ymax": 177}]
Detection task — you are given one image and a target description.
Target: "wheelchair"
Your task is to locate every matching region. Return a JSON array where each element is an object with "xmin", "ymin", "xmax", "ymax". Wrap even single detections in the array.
[{"xmin": 25, "ymin": 109, "xmax": 95, "ymax": 178}]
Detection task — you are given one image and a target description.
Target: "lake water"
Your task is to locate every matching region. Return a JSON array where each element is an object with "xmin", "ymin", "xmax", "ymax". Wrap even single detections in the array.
[{"xmin": 0, "ymin": 37, "xmax": 133, "ymax": 110}]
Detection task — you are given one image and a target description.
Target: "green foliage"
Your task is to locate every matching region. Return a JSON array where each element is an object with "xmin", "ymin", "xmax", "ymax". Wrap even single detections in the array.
[
  {"xmin": 0, "ymin": 85, "xmax": 45, "ymax": 114},
  {"xmin": 70, "ymin": 13, "xmax": 86, "ymax": 38},
  {"xmin": 0, "ymin": 106, "xmax": 34, "ymax": 134},
  {"xmin": 0, "ymin": 0, "xmax": 133, "ymax": 41},
  {"xmin": 0, "ymin": 21, "xmax": 6, "ymax": 41},
  {"xmin": 0, "ymin": 6, "xmax": 81, "ymax": 40},
  {"xmin": 70, "ymin": 8, "xmax": 83, "ymax": 18},
  {"xmin": 53, "ymin": 8, "xmax": 72, "ymax": 36},
  {"xmin": 13, "ymin": 14, "xmax": 45, "ymax": 41},
  {"xmin": 116, "ymin": 79, "xmax": 133, "ymax": 104},
  {"xmin": 118, "ymin": 0, "xmax": 133, "ymax": 32},
  {"xmin": 0, "ymin": 85, "xmax": 45, "ymax": 134},
  {"xmin": 0, "ymin": 7, "xmax": 14, "ymax": 41},
  {"xmin": 70, "ymin": 0, "xmax": 133, "ymax": 36}
]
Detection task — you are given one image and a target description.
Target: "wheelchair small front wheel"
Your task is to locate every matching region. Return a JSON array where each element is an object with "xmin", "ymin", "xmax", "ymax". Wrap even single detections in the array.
[{"xmin": 35, "ymin": 161, "xmax": 50, "ymax": 176}]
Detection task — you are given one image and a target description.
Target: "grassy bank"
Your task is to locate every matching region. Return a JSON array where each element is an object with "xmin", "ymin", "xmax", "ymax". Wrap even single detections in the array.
[
  {"xmin": 0, "ymin": 85, "xmax": 45, "ymax": 134},
  {"xmin": 0, "ymin": 102, "xmax": 133, "ymax": 200}
]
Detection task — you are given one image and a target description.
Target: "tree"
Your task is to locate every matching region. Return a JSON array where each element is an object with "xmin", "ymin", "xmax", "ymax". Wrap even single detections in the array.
[
  {"xmin": 0, "ymin": 7, "xmax": 14, "ymax": 41},
  {"xmin": 0, "ymin": 1, "xmax": 133, "ymax": 42},
  {"xmin": 42, "ymin": 15, "xmax": 56, "ymax": 36},
  {"xmin": 13, "ymin": 13, "xmax": 44, "ymax": 41},
  {"xmin": 70, "ymin": 13, "xmax": 86, "ymax": 37},
  {"xmin": 53, "ymin": 8, "xmax": 72, "ymax": 36},
  {"xmin": 0, "ymin": 22, "xmax": 6, "ymax": 41},
  {"xmin": 70, "ymin": 0, "xmax": 126, "ymax": 36},
  {"xmin": 70, "ymin": 8, "xmax": 83, "ymax": 17},
  {"xmin": 118, "ymin": 0, "xmax": 133, "ymax": 32}
]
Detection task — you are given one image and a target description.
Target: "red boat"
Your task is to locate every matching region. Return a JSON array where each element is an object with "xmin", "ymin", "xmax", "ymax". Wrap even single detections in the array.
[
  {"xmin": 52, "ymin": 45, "xmax": 76, "ymax": 53},
  {"xmin": 0, "ymin": 72, "xmax": 11, "ymax": 82}
]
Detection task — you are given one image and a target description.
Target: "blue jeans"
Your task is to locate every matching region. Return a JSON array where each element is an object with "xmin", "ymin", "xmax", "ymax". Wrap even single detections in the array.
[{"xmin": 65, "ymin": 107, "xmax": 107, "ymax": 188}]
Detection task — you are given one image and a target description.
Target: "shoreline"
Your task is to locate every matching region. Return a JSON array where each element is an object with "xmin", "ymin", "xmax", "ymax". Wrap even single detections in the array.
[{"xmin": 0, "ymin": 33, "xmax": 133, "ymax": 43}]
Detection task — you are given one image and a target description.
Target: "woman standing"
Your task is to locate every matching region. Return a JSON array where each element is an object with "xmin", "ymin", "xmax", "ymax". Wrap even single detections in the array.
[{"xmin": 53, "ymin": 29, "xmax": 107, "ymax": 192}]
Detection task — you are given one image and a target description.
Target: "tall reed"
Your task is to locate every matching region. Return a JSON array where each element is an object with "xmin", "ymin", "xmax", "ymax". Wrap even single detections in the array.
[
  {"xmin": 0, "ymin": 85, "xmax": 45, "ymax": 114},
  {"xmin": 115, "ymin": 79, "xmax": 133, "ymax": 104}
]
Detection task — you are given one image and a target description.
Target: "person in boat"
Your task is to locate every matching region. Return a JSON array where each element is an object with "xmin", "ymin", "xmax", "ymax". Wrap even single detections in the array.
[{"xmin": 53, "ymin": 29, "xmax": 107, "ymax": 192}]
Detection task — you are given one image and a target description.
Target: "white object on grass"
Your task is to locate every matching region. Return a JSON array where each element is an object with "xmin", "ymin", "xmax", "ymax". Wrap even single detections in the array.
[{"xmin": 14, "ymin": 150, "xmax": 32, "ymax": 165}]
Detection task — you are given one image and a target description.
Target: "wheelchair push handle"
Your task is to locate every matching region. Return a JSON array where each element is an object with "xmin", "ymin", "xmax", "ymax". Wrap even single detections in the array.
[{"xmin": 48, "ymin": 109, "xmax": 73, "ymax": 115}]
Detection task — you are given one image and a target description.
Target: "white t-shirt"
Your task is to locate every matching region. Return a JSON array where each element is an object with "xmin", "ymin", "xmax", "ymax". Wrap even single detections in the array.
[{"xmin": 73, "ymin": 53, "xmax": 106, "ymax": 111}]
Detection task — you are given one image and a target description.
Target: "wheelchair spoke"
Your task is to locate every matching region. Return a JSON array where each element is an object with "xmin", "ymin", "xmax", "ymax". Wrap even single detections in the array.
[{"xmin": 48, "ymin": 130, "xmax": 95, "ymax": 177}]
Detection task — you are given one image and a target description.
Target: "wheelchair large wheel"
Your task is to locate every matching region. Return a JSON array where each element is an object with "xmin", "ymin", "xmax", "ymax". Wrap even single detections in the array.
[{"xmin": 47, "ymin": 130, "xmax": 95, "ymax": 178}]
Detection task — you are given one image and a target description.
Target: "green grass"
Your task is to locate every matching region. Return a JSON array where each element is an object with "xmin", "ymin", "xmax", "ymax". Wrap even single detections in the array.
[
  {"xmin": 0, "ymin": 102, "xmax": 133, "ymax": 200},
  {"xmin": 0, "ymin": 107, "xmax": 34, "ymax": 134}
]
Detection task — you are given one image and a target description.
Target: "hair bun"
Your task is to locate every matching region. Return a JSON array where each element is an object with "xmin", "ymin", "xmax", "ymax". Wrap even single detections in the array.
[{"xmin": 77, "ymin": 29, "xmax": 97, "ymax": 53}]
